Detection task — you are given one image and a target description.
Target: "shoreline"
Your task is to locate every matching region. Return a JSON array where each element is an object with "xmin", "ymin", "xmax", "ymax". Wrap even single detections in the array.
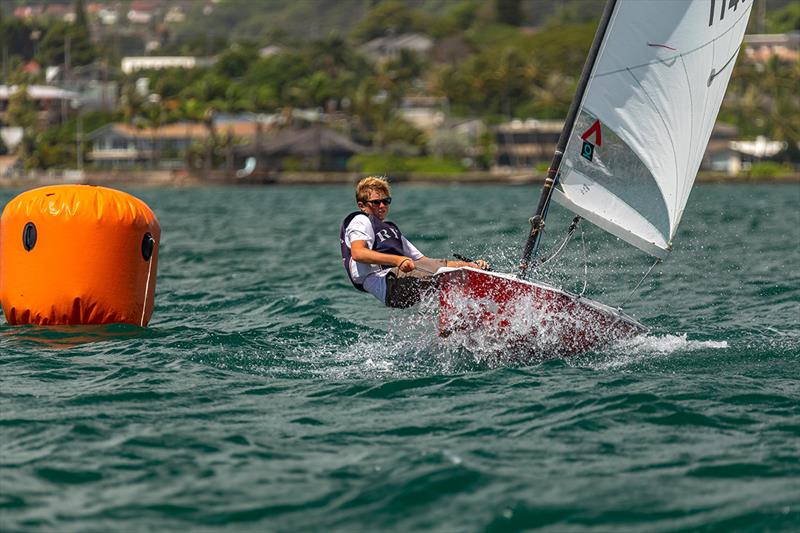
[{"xmin": 1, "ymin": 170, "xmax": 798, "ymax": 189}]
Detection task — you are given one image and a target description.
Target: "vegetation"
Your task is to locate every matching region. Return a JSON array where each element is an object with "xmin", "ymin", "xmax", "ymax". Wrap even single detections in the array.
[
  {"xmin": 348, "ymin": 153, "xmax": 467, "ymax": 174},
  {"xmin": 719, "ymin": 57, "xmax": 800, "ymax": 162},
  {"xmin": 1, "ymin": 0, "xmax": 96, "ymax": 67},
  {"xmin": 747, "ymin": 161, "xmax": 795, "ymax": 179},
  {"xmin": 767, "ymin": 1, "xmax": 800, "ymax": 32},
  {"xmin": 0, "ymin": 0, "xmax": 797, "ymax": 172}
]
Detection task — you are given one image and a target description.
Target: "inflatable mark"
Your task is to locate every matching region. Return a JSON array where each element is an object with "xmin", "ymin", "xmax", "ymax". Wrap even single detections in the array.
[{"xmin": 0, "ymin": 185, "xmax": 161, "ymax": 326}]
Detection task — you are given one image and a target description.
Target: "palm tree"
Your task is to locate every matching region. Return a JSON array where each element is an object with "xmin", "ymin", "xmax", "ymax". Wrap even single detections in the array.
[{"xmin": 143, "ymin": 95, "xmax": 164, "ymax": 169}]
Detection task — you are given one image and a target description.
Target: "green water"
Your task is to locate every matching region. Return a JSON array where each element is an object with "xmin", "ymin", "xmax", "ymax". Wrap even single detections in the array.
[{"xmin": 1, "ymin": 184, "xmax": 799, "ymax": 532}]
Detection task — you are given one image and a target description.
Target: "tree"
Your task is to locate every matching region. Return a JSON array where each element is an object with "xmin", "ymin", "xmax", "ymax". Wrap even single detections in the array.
[
  {"xmin": 74, "ymin": 0, "xmax": 89, "ymax": 29},
  {"xmin": 6, "ymin": 85, "xmax": 38, "ymax": 132},
  {"xmin": 768, "ymin": 2, "xmax": 800, "ymax": 32},
  {"xmin": 496, "ymin": 0, "xmax": 523, "ymax": 26},
  {"xmin": 120, "ymin": 84, "xmax": 144, "ymax": 129},
  {"xmin": 6, "ymin": 85, "xmax": 39, "ymax": 166},
  {"xmin": 213, "ymin": 46, "xmax": 258, "ymax": 78},
  {"xmin": 350, "ymin": 0, "xmax": 426, "ymax": 43},
  {"xmin": 38, "ymin": 17, "xmax": 96, "ymax": 68},
  {"xmin": 143, "ymin": 97, "xmax": 165, "ymax": 168}
]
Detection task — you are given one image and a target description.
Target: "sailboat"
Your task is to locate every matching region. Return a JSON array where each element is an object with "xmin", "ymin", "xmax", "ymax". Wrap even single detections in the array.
[{"xmin": 436, "ymin": 0, "xmax": 753, "ymax": 356}]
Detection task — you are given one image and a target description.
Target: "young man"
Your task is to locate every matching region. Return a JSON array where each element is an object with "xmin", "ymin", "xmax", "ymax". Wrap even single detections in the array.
[{"xmin": 340, "ymin": 176, "xmax": 488, "ymax": 308}]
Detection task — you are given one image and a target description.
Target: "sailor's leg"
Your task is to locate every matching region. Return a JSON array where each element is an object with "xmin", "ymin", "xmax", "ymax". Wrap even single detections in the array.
[{"xmin": 384, "ymin": 258, "xmax": 446, "ymax": 308}]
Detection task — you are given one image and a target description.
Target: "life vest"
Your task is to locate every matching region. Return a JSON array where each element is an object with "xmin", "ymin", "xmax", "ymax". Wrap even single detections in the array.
[{"xmin": 340, "ymin": 211, "xmax": 405, "ymax": 292}]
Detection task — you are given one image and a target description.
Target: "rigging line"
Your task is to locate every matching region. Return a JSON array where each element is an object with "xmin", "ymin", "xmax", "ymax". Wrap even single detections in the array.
[
  {"xmin": 618, "ymin": 257, "xmax": 660, "ymax": 310},
  {"xmin": 539, "ymin": 216, "xmax": 581, "ymax": 266},
  {"xmin": 518, "ymin": 0, "xmax": 619, "ymax": 280},
  {"xmin": 578, "ymin": 223, "xmax": 588, "ymax": 298},
  {"xmin": 593, "ymin": 5, "xmax": 752, "ymax": 79},
  {"xmin": 626, "ymin": 66, "xmax": 681, "ymax": 220}
]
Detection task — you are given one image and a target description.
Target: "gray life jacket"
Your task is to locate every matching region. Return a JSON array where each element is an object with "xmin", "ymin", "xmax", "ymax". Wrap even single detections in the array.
[{"xmin": 340, "ymin": 211, "xmax": 405, "ymax": 292}]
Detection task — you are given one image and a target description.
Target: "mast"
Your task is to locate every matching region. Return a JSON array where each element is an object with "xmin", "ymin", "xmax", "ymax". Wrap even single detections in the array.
[{"xmin": 518, "ymin": 0, "xmax": 618, "ymax": 279}]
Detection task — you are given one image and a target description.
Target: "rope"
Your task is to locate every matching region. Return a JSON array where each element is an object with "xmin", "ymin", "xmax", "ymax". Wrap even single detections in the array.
[
  {"xmin": 140, "ymin": 254, "xmax": 154, "ymax": 327},
  {"xmin": 618, "ymin": 258, "xmax": 661, "ymax": 311},
  {"xmin": 578, "ymin": 224, "xmax": 588, "ymax": 298},
  {"xmin": 539, "ymin": 216, "xmax": 581, "ymax": 266}
]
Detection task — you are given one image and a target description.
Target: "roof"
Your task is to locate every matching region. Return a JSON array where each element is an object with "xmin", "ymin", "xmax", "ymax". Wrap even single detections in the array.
[
  {"xmin": 121, "ymin": 56, "xmax": 215, "ymax": 74},
  {"xmin": 730, "ymin": 136, "xmax": 787, "ymax": 157},
  {"xmin": 0, "ymin": 85, "xmax": 79, "ymax": 101},
  {"xmin": 744, "ymin": 32, "xmax": 800, "ymax": 48},
  {"xmin": 362, "ymin": 33, "xmax": 434, "ymax": 57},
  {"xmin": 238, "ymin": 127, "xmax": 367, "ymax": 156},
  {"xmin": 496, "ymin": 119, "xmax": 564, "ymax": 134},
  {"xmin": 87, "ymin": 122, "xmax": 260, "ymax": 141}
]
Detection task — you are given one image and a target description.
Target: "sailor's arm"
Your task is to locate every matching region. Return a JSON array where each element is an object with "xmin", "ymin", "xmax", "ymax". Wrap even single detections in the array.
[
  {"xmin": 421, "ymin": 256, "xmax": 489, "ymax": 270},
  {"xmin": 351, "ymin": 240, "xmax": 415, "ymax": 272}
]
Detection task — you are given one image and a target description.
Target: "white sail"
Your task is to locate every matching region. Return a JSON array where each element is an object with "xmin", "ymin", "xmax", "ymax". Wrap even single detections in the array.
[{"xmin": 552, "ymin": 0, "xmax": 752, "ymax": 258}]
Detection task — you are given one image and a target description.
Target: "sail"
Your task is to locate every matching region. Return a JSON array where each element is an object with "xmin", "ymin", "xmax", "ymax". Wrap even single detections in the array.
[{"xmin": 552, "ymin": 0, "xmax": 752, "ymax": 258}]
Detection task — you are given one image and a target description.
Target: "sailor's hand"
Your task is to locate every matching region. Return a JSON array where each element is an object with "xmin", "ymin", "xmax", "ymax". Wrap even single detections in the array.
[
  {"xmin": 398, "ymin": 258, "xmax": 415, "ymax": 273},
  {"xmin": 474, "ymin": 259, "xmax": 490, "ymax": 270}
]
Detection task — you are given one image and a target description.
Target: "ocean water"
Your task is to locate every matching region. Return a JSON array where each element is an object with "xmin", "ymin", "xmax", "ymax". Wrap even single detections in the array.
[{"xmin": 1, "ymin": 183, "xmax": 799, "ymax": 532}]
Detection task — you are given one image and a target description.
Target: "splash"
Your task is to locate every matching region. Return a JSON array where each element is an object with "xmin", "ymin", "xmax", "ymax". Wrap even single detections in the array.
[
  {"xmin": 435, "ymin": 269, "xmax": 646, "ymax": 365},
  {"xmin": 580, "ymin": 333, "xmax": 729, "ymax": 370},
  {"xmin": 616, "ymin": 333, "xmax": 728, "ymax": 354}
]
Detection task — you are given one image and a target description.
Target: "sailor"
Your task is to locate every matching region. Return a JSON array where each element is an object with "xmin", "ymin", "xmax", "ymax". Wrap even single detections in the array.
[{"xmin": 340, "ymin": 176, "xmax": 488, "ymax": 308}]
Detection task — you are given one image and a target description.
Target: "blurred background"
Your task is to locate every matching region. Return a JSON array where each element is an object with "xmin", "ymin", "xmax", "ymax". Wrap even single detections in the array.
[{"xmin": 0, "ymin": 0, "xmax": 798, "ymax": 184}]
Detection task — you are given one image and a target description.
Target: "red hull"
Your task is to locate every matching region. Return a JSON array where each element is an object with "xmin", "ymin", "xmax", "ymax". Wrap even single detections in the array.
[{"xmin": 437, "ymin": 268, "xmax": 646, "ymax": 358}]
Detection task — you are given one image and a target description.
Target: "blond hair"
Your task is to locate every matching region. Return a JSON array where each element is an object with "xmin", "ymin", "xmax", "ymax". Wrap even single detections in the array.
[{"xmin": 355, "ymin": 176, "xmax": 391, "ymax": 204}]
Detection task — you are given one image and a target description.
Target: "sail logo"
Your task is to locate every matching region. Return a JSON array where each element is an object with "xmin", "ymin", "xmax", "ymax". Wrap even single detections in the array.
[{"xmin": 580, "ymin": 119, "xmax": 602, "ymax": 162}]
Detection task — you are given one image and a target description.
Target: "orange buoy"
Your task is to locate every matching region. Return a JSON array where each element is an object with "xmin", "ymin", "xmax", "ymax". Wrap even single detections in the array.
[{"xmin": 0, "ymin": 185, "xmax": 160, "ymax": 326}]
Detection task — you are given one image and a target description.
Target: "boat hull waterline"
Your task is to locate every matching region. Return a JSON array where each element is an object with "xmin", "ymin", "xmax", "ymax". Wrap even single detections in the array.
[{"xmin": 436, "ymin": 268, "xmax": 646, "ymax": 358}]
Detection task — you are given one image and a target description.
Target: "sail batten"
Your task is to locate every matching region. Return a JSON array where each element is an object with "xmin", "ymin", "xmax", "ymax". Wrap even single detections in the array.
[{"xmin": 553, "ymin": 0, "xmax": 752, "ymax": 257}]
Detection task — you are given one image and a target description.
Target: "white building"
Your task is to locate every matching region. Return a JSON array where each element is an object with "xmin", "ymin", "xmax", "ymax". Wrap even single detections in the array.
[
  {"xmin": 121, "ymin": 56, "xmax": 216, "ymax": 74},
  {"xmin": 361, "ymin": 33, "xmax": 433, "ymax": 62}
]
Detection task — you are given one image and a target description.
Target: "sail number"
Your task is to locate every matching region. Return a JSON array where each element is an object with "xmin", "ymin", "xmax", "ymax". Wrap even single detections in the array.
[{"xmin": 709, "ymin": 0, "xmax": 748, "ymax": 26}]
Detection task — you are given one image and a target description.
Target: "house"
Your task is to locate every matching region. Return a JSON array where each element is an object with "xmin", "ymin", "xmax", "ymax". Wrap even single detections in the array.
[
  {"xmin": 13, "ymin": 6, "xmax": 44, "ymax": 19},
  {"xmin": 0, "ymin": 85, "xmax": 80, "ymax": 126},
  {"xmin": 744, "ymin": 32, "xmax": 800, "ymax": 63},
  {"xmin": 494, "ymin": 119, "xmax": 563, "ymax": 169},
  {"xmin": 259, "ymin": 46, "xmax": 283, "ymax": 59},
  {"xmin": 47, "ymin": 63, "xmax": 119, "ymax": 112},
  {"xmin": 44, "ymin": 4, "xmax": 75, "ymax": 22},
  {"xmin": 431, "ymin": 118, "xmax": 487, "ymax": 163},
  {"xmin": 86, "ymin": 121, "xmax": 260, "ymax": 169},
  {"xmin": 495, "ymin": 119, "xmax": 742, "ymax": 173},
  {"xmin": 127, "ymin": 1, "xmax": 157, "ymax": 24},
  {"xmin": 121, "ymin": 56, "xmax": 216, "ymax": 74},
  {"xmin": 234, "ymin": 125, "xmax": 367, "ymax": 173},
  {"xmin": 727, "ymin": 136, "xmax": 788, "ymax": 173},
  {"xmin": 164, "ymin": 6, "xmax": 186, "ymax": 23},
  {"xmin": 97, "ymin": 7, "xmax": 119, "ymax": 25},
  {"xmin": 361, "ymin": 33, "xmax": 434, "ymax": 62},
  {"xmin": 399, "ymin": 96, "xmax": 448, "ymax": 134}
]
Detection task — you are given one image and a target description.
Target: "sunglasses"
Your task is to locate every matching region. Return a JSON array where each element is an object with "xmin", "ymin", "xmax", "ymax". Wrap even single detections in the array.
[{"xmin": 364, "ymin": 197, "xmax": 392, "ymax": 206}]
